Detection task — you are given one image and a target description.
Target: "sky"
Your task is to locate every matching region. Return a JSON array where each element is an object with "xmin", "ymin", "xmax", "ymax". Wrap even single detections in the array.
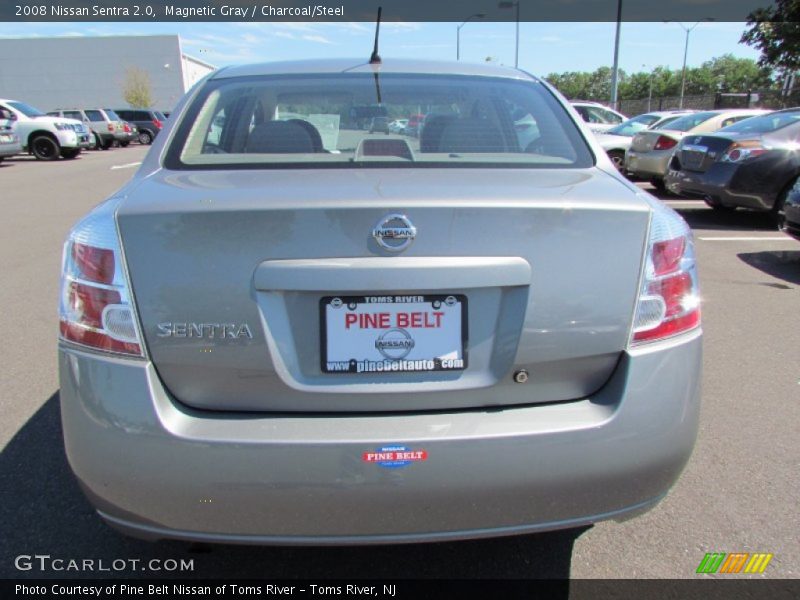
[{"xmin": 0, "ymin": 21, "xmax": 761, "ymax": 76}]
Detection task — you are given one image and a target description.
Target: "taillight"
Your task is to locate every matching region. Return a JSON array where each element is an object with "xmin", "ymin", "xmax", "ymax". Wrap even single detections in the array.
[
  {"xmin": 123, "ymin": 123, "xmax": 131, "ymax": 133},
  {"xmin": 59, "ymin": 198, "xmax": 143, "ymax": 356},
  {"xmin": 653, "ymin": 135, "xmax": 678, "ymax": 151},
  {"xmin": 107, "ymin": 123, "xmax": 115, "ymax": 132},
  {"xmin": 153, "ymin": 119, "xmax": 163, "ymax": 129},
  {"xmin": 720, "ymin": 141, "xmax": 768, "ymax": 163},
  {"xmin": 630, "ymin": 198, "xmax": 701, "ymax": 345}
]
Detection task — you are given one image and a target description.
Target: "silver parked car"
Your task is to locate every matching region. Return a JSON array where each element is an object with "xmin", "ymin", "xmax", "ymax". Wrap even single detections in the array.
[
  {"xmin": 48, "ymin": 108, "xmax": 127, "ymax": 150},
  {"xmin": 625, "ymin": 109, "xmax": 767, "ymax": 189},
  {"xmin": 59, "ymin": 59, "xmax": 702, "ymax": 544},
  {"xmin": 594, "ymin": 110, "xmax": 694, "ymax": 170}
]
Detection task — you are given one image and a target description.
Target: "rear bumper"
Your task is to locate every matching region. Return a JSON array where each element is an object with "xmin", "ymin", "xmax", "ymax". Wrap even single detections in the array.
[
  {"xmin": 665, "ymin": 162, "xmax": 778, "ymax": 211},
  {"xmin": 624, "ymin": 149, "xmax": 672, "ymax": 179},
  {"xmin": 59, "ymin": 332, "xmax": 702, "ymax": 544}
]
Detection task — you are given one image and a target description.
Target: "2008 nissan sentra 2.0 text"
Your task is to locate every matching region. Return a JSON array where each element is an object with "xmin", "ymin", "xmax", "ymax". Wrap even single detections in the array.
[{"xmin": 58, "ymin": 58, "xmax": 702, "ymax": 544}]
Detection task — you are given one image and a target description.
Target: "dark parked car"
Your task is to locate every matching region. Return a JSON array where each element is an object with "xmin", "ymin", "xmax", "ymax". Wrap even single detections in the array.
[
  {"xmin": 368, "ymin": 116, "xmax": 390, "ymax": 134},
  {"xmin": 666, "ymin": 108, "xmax": 800, "ymax": 221},
  {"xmin": 782, "ymin": 177, "xmax": 800, "ymax": 240},
  {"xmin": 112, "ymin": 108, "xmax": 166, "ymax": 145}
]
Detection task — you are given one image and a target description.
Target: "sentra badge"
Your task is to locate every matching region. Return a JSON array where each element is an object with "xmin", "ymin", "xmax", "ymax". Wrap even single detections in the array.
[{"xmin": 157, "ymin": 322, "xmax": 253, "ymax": 339}]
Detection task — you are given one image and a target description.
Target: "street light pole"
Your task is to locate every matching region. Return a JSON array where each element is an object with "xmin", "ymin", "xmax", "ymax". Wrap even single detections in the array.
[
  {"xmin": 678, "ymin": 24, "xmax": 696, "ymax": 109},
  {"xmin": 515, "ymin": 1, "xmax": 519, "ymax": 68},
  {"xmin": 456, "ymin": 13, "xmax": 486, "ymax": 61},
  {"xmin": 666, "ymin": 20, "xmax": 711, "ymax": 109},
  {"xmin": 610, "ymin": 0, "xmax": 623, "ymax": 110},
  {"xmin": 498, "ymin": 1, "xmax": 520, "ymax": 68}
]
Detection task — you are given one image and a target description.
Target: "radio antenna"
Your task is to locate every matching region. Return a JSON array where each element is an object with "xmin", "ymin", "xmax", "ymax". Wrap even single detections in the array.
[{"xmin": 370, "ymin": 7, "xmax": 382, "ymax": 64}]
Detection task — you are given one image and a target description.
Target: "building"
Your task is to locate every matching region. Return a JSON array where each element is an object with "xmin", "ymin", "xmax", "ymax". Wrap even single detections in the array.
[{"xmin": 0, "ymin": 35, "xmax": 215, "ymax": 112}]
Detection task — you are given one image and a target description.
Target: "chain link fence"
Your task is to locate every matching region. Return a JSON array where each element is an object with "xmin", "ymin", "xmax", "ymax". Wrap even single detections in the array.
[{"xmin": 617, "ymin": 88, "xmax": 800, "ymax": 117}]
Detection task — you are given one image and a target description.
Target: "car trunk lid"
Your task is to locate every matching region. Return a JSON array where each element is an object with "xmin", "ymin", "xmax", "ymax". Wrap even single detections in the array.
[
  {"xmin": 117, "ymin": 168, "xmax": 650, "ymax": 413},
  {"xmin": 677, "ymin": 133, "xmax": 753, "ymax": 172},
  {"xmin": 631, "ymin": 129, "xmax": 683, "ymax": 152}
]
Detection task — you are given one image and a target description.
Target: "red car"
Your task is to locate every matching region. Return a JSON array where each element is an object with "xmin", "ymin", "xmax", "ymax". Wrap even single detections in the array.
[{"xmin": 404, "ymin": 113, "xmax": 425, "ymax": 137}]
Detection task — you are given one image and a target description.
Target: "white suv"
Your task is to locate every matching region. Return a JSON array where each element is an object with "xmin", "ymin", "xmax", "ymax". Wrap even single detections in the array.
[
  {"xmin": 0, "ymin": 98, "xmax": 91, "ymax": 160},
  {"xmin": 0, "ymin": 107, "xmax": 22, "ymax": 162}
]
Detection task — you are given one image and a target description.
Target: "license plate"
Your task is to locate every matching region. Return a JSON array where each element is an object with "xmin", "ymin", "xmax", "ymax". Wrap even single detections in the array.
[
  {"xmin": 681, "ymin": 144, "xmax": 707, "ymax": 170},
  {"xmin": 0, "ymin": 134, "xmax": 12, "ymax": 143},
  {"xmin": 321, "ymin": 294, "xmax": 467, "ymax": 374}
]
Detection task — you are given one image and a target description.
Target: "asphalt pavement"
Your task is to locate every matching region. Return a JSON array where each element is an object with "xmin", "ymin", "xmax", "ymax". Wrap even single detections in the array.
[{"xmin": 1, "ymin": 146, "xmax": 797, "ymax": 580}]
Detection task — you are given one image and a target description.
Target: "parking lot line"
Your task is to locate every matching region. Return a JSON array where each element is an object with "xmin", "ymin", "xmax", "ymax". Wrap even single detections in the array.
[
  {"xmin": 697, "ymin": 236, "xmax": 795, "ymax": 241},
  {"xmin": 110, "ymin": 161, "xmax": 142, "ymax": 170},
  {"xmin": 664, "ymin": 200, "xmax": 708, "ymax": 208}
]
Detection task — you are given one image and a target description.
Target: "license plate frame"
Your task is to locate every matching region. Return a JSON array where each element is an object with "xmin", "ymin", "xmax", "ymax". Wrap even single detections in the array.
[
  {"xmin": 681, "ymin": 144, "xmax": 708, "ymax": 170},
  {"xmin": 320, "ymin": 294, "xmax": 468, "ymax": 374}
]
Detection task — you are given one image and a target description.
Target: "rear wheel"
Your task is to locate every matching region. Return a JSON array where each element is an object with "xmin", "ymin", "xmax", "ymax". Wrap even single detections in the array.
[
  {"xmin": 649, "ymin": 177, "xmax": 665, "ymax": 192},
  {"xmin": 138, "ymin": 130, "xmax": 153, "ymax": 145},
  {"xmin": 61, "ymin": 148, "xmax": 81, "ymax": 159},
  {"xmin": 607, "ymin": 150, "xmax": 625, "ymax": 172},
  {"xmin": 773, "ymin": 176, "xmax": 796, "ymax": 230},
  {"xmin": 30, "ymin": 134, "xmax": 60, "ymax": 161},
  {"xmin": 101, "ymin": 138, "xmax": 113, "ymax": 150},
  {"xmin": 120, "ymin": 141, "xmax": 130, "ymax": 148}
]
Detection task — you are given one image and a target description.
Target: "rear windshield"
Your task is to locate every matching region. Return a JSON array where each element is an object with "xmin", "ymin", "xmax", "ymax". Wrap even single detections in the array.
[
  {"xmin": 606, "ymin": 113, "xmax": 660, "ymax": 136},
  {"xmin": 166, "ymin": 73, "xmax": 593, "ymax": 169},
  {"xmin": 654, "ymin": 111, "xmax": 717, "ymax": 132},
  {"xmin": 718, "ymin": 111, "xmax": 800, "ymax": 134},
  {"xmin": 104, "ymin": 109, "xmax": 120, "ymax": 120}
]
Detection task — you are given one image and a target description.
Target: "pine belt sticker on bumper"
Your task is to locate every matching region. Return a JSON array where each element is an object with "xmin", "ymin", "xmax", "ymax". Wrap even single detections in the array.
[{"xmin": 362, "ymin": 446, "xmax": 428, "ymax": 469}]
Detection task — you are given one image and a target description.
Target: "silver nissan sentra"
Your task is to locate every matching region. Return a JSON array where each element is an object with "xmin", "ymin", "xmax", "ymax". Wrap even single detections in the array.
[{"xmin": 58, "ymin": 59, "xmax": 702, "ymax": 544}]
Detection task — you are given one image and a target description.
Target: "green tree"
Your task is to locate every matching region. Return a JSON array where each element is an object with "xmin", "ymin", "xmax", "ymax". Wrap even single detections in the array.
[
  {"xmin": 741, "ymin": 0, "xmax": 800, "ymax": 72},
  {"xmin": 702, "ymin": 54, "xmax": 773, "ymax": 91},
  {"xmin": 547, "ymin": 55, "xmax": 775, "ymax": 104},
  {"xmin": 544, "ymin": 71, "xmax": 592, "ymax": 99},
  {"xmin": 122, "ymin": 67, "xmax": 154, "ymax": 108}
]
